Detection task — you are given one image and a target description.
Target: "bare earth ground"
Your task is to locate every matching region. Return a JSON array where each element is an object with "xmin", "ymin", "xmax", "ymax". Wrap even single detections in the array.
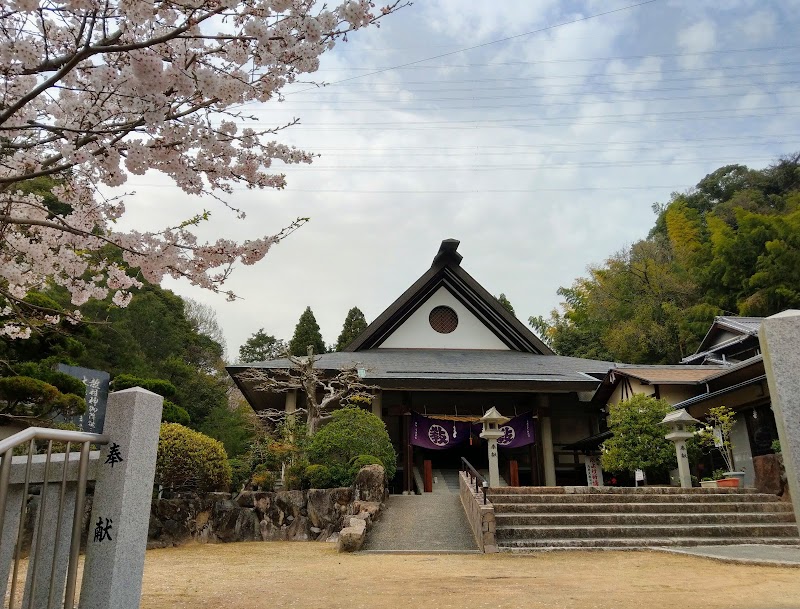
[{"xmin": 139, "ymin": 542, "xmax": 800, "ymax": 609}]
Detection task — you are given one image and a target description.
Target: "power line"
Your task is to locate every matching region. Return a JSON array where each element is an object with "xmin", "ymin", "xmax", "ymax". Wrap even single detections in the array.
[
  {"xmin": 236, "ymin": 106, "xmax": 800, "ymax": 129},
  {"xmin": 301, "ymin": 44, "xmax": 800, "ymax": 75},
  {"xmin": 248, "ymin": 90, "xmax": 799, "ymax": 114},
  {"xmin": 286, "ymin": 0, "xmax": 661, "ymax": 95},
  {"xmin": 126, "ymin": 185, "xmax": 693, "ymax": 193},
  {"xmin": 269, "ymin": 80, "xmax": 800, "ymax": 105}
]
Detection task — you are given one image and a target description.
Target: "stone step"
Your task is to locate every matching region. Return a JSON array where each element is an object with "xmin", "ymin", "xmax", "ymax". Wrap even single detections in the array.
[
  {"xmin": 498, "ymin": 537, "xmax": 800, "ymax": 550},
  {"xmin": 495, "ymin": 512, "xmax": 797, "ymax": 527},
  {"xmin": 494, "ymin": 523, "xmax": 800, "ymax": 540},
  {"xmin": 488, "ymin": 486, "xmax": 763, "ymax": 495},
  {"xmin": 489, "ymin": 493, "xmax": 781, "ymax": 504},
  {"xmin": 492, "ymin": 501, "xmax": 795, "ymax": 514}
]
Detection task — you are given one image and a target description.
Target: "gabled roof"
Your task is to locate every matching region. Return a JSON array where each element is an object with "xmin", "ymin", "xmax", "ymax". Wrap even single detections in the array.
[
  {"xmin": 610, "ymin": 366, "xmax": 726, "ymax": 385},
  {"xmin": 344, "ymin": 239, "xmax": 553, "ymax": 354},
  {"xmin": 691, "ymin": 315, "xmax": 764, "ymax": 355}
]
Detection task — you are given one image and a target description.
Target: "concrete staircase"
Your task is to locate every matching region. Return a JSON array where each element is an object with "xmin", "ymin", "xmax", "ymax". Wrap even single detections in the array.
[{"xmin": 489, "ymin": 486, "xmax": 800, "ymax": 552}]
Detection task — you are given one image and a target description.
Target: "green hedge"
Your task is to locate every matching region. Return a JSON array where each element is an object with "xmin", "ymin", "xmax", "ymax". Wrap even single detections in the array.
[{"xmin": 156, "ymin": 423, "xmax": 231, "ymax": 492}]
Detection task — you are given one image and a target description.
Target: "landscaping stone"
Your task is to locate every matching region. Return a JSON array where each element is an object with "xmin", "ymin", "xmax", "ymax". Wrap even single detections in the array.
[
  {"xmin": 147, "ymin": 465, "xmax": 386, "ymax": 547},
  {"xmin": 753, "ymin": 454, "xmax": 786, "ymax": 496},
  {"xmin": 354, "ymin": 465, "xmax": 385, "ymax": 502}
]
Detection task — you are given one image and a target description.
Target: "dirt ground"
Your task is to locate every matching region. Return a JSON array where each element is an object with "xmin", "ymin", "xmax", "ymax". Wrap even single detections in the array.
[{"xmin": 138, "ymin": 542, "xmax": 800, "ymax": 609}]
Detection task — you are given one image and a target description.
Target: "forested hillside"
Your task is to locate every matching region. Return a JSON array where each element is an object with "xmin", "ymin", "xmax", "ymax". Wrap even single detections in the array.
[{"xmin": 530, "ymin": 154, "xmax": 800, "ymax": 364}]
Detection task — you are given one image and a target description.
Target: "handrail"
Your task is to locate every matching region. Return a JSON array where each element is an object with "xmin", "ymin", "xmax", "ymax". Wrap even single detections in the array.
[
  {"xmin": 0, "ymin": 426, "xmax": 108, "ymax": 454},
  {"xmin": 0, "ymin": 426, "xmax": 109, "ymax": 609},
  {"xmin": 460, "ymin": 457, "xmax": 488, "ymax": 504}
]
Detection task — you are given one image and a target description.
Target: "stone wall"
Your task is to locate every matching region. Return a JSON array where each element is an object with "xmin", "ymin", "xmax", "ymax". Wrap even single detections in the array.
[
  {"xmin": 458, "ymin": 470, "xmax": 497, "ymax": 553},
  {"xmin": 148, "ymin": 464, "xmax": 386, "ymax": 550}
]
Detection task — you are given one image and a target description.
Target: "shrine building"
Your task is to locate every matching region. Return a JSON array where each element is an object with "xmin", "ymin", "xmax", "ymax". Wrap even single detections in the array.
[{"xmin": 229, "ymin": 239, "xmax": 615, "ymax": 493}]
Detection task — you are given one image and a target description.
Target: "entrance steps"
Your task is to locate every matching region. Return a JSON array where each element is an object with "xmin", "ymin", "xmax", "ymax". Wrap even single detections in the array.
[{"xmin": 489, "ymin": 487, "xmax": 800, "ymax": 552}]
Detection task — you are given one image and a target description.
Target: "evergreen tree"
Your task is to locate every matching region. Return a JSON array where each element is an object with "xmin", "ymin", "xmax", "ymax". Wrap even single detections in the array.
[
  {"xmin": 335, "ymin": 307, "xmax": 368, "ymax": 351},
  {"xmin": 497, "ymin": 293, "xmax": 515, "ymax": 316},
  {"xmin": 238, "ymin": 329, "xmax": 287, "ymax": 362},
  {"xmin": 288, "ymin": 307, "xmax": 326, "ymax": 356}
]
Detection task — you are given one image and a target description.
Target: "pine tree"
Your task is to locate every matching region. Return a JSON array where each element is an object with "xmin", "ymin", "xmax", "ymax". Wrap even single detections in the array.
[
  {"xmin": 238, "ymin": 329, "xmax": 287, "ymax": 363},
  {"xmin": 288, "ymin": 307, "xmax": 326, "ymax": 356},
  {"xmin": 335, "ymin": 307, "xmax": 368, "ymax": 351},
  {"xmin": 497, "ymin": 293, "xmax": 515, "ymax": 316}
]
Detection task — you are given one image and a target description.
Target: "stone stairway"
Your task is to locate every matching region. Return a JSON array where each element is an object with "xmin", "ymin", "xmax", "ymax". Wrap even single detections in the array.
[{"xmin": 489, "ymin": 487, "xmax": 800, "ymax": 552}]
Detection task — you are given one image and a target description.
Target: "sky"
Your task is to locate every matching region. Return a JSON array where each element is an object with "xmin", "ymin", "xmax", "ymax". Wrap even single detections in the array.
[{"xmin": 110, "ymin": 0, "xmax": 800, "ymax": 359}]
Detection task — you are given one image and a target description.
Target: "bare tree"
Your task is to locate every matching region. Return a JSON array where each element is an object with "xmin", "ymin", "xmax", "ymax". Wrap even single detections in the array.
[{"xmin": 237, "ymin": 347, "xmax": 376, "ymax": 434}]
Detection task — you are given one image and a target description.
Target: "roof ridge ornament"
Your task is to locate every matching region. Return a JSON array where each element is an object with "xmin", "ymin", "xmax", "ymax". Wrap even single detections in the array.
[{"xmin": 432, "ymin": 238, "xmax": 463, "ymax": 267}]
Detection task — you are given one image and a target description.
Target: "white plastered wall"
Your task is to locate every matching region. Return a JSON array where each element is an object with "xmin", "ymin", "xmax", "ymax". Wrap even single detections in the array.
[{"xmin": 379, "ymin": 286, "xmax": 510, "ymax": 350}]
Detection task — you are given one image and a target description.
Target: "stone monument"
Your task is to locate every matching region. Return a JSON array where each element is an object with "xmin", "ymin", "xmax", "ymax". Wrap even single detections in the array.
[
  {"xmin": 759, "ymin": 310, "xmax": 800, "ymax": 527},
  {"xmin": 661, "ymin": 409, "xmax": 700, "ymax": 489}
]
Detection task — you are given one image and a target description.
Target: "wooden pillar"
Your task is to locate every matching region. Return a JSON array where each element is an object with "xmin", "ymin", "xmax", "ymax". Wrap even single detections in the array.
[
  {"xmin": 402, "ymin": 412, "xmax": 411, "ymax": 493},
  {"xmin": 371, "ymin": 390, "xmax": 382, "ymax": 421},
  {"xmin": 423, "ymin": 460, "xmax": 433, "ymax": 492},
  {"xmin": 538, "ymin": 395, "xmax": 557, "ymax": 486},
  {"xmin": 509, "ymin": 460, "xmax": 519, "ymax": 487}
]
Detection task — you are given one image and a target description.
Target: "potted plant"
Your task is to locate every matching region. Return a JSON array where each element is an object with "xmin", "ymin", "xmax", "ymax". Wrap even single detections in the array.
[{"xmin": 696, "ymin": 406, "xmax": 744, "ymax": 488}]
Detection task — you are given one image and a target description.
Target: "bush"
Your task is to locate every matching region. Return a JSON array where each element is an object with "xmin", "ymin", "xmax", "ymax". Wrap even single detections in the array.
[
  {"xmin": 228, "ymin": 457, "xmax": 251, "ymax": 493},
  {"xmin": 304, "ymin": 464, "xmax": 332, "ymax": 489},
  {"xmin": 111, "ymin": 374, "xmax": 177, "ymax": 398},
  {"xmin": 162, "ymin": 400, "xmax": 191, "ymax": 426},
  {"xmin": 601, "ymin": 394, "xmax": 677, "ymax": 478},
  {"xmin": 307, "ymin": 406, "xmax": 396, "ymax": 479},
  {"xmin": 772, "ymin": 439, "xmax": 782, "ymax": 453},
  {"xmin": 349, "ymin": 454, "xmax": 384, "ymax": 470},
  {"xmin": 284, "ymin": 460, "xmax": 309, "ymax": 490},
  {"xmin": 251, "ymin": 464, "xmax": 277, "ymax": 491},
  {"xmin": 156, "ymin": 423, "xmax": 231, "ymax": 492}
]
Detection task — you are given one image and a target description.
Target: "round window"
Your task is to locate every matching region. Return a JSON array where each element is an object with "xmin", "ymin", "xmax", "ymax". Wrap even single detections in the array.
[{"xmin": 429, "ymin": 306, "xmax": 458, "ymax": 334}]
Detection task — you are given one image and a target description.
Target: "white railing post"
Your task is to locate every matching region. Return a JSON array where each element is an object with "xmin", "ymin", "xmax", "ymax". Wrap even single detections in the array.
[{"xmin": 79, "ymin": 387, "xmax": 163, "ymax": 609}]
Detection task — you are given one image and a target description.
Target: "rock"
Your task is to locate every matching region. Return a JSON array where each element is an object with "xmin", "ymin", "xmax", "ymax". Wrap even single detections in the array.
[
  {"xmin": 326, "ymin": 532, "xmax": 339, "ymax": 544},
  {"xmin": 234, "ymin": 509, "xmax": 261, "ymax": 541},
  {"xmin": 338, "ymin": 518, "xmax": 367, "ymax": 552},
  {"xmin": 307, "ymin": 489, "xmax": 334, "ymax": 528},
  {"xmin": 310, "ymin": 526, "xmax": 322, "ymax": 534},
  {"xmin": 286, "ymin": 514, "xmax": 309, "ymax": 541},
  {"xmin": 236, "ymin": 491, "xmax": 255, "ymax": 508},
  {"xmin": 352, "ymin": 501, "xmax": 381, "ymax": 521},
  {"xmin": 353, "ymin": 465, "xmax": 385, "ymax": 503},
  {"xmin": 275, "ymin": 490, "xmax": 305, "ymax": 519},
  {"xmin": 753, "ymin": 454, "xmax": 786, "ymax": 495}
]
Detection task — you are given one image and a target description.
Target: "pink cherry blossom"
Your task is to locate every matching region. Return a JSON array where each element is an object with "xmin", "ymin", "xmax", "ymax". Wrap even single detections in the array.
[{"xmin": 0, "ymin": 0, "xmax": 407, "ymax": 337}]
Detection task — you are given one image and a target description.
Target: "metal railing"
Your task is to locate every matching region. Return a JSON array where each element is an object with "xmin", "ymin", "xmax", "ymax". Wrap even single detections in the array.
[
  {"xmin": 0, "ymin": 427, "xmax": 108, "ymax": 609},
  {"xmin": 460, "ymin": 457, "xmax": 488, "ymax": 504}
]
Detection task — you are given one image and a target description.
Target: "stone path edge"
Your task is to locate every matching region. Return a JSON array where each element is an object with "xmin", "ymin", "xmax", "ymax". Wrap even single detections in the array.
[{"xmin": 649, "ymin": 546, "xmax": 800, "ymax": 568}]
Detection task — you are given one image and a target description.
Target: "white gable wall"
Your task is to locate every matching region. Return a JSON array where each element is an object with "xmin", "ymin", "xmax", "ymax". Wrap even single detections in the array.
[{"xmin": 379, "ymin": 286, "xmax": 510, "ymax": 350}]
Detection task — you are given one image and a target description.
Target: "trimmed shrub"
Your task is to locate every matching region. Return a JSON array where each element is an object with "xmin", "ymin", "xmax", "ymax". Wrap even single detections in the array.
[
  {"xmin": 305, "ymin": 464, "xmax": 333, "ymax": 489},
  {"xmin": 307, "ymin": 406, "xmax": 396, "ymax": 479},
  {"xmin": 111, "ymin": 375, "xmax": 177, "ymax": 398},
  {"xmin": 162, "ymin": 400, "xmax": 191, "ymax": 426},
  {"xmin": 284, "ymin": 460, "xmax": 309, "ymax": 491},
  {"xmin": 156, "ymin": 423, "xmax": 231, "ymax": 492},
  {"xmin": 349, "ymin": 454, "xmax": 384, "ymax": 470}
]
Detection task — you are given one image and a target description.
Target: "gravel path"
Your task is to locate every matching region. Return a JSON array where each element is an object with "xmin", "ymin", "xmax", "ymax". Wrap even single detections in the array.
[{"xmin": 363, "ymin": 494, "xmax": 478, "ymax": 552}]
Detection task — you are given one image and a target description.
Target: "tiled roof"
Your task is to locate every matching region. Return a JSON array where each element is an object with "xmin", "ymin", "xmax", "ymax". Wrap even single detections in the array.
[{"xmin": 229, "ymin": 349, "xmax": 614, "ymax": 384}]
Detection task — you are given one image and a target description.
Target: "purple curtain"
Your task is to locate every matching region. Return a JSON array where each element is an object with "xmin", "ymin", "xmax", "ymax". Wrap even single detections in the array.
[
  {"xmin": 470, "ymin": 412, "xmax": 536, "ymax": 448},
  {"xmin": 410, "ymin": 413, "xmax": 472, "ymax": 450}
]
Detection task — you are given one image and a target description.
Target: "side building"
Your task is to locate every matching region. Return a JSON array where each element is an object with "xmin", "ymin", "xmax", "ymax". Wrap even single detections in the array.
[{"xmin": 592, "ymin": 315, "xmax": 780, "ymax": 487}]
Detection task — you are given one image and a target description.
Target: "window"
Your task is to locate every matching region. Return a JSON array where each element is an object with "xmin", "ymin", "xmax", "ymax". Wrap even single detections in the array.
[{"xmin": 429, "ymin": 306, "xmax": 458, "ymax": 334}]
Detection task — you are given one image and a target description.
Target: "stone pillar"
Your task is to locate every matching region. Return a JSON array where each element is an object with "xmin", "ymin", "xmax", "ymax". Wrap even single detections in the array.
[
  {"xmin": 372, "ymin": 391, "xmax": 382, "ymax": 421},
  {"xmin": 79, "ymin": 387, "xmax": 163, "ymax": 609},
  {"xmin": 285, "ymin": 389, "xmax": 297, "ymax": 416},
  {"xmin": 540, "ymin": 417, "xmax": 557, "ymax": 487},
  {"xmin": 731, "ymin": 414, "xmax": 755, "ymax": 487},
  {"xmin": 759, "ymin": 311, "xmax": 800, "ymax": 527}
]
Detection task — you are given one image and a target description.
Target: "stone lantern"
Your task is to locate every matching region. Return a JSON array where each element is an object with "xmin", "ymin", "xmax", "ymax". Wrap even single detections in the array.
[
  {"xmin": 660, "ymin": 409, "xmax": 700, "ymax": 489},
  {"xmin": 480, "ymin": 407, "xmax": 509, "ymax": 488}
]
